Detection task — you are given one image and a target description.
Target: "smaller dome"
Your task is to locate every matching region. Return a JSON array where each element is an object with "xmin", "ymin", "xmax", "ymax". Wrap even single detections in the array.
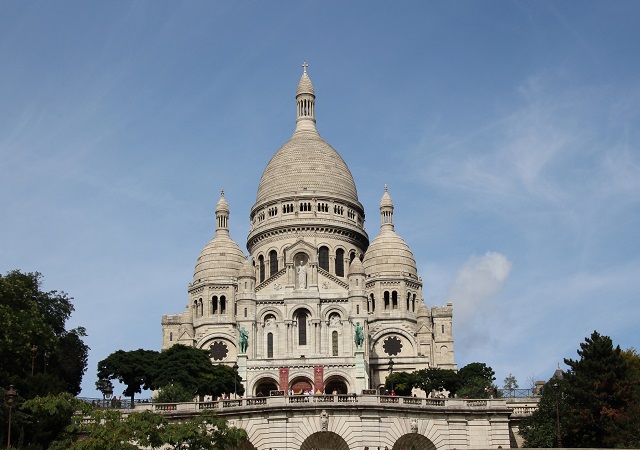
[
  {"xmin": 240, "ymin": 257, "xmax": 255, "ymax": 279},
  {"xmin": 349, "ymin": 256, "xmax": 365, "ymax": 275},
  {"xmin": 193, "ymin": 234, "xmax": 245, "ymax": 282},
  {"xmin": 363, "ymin": 186, "xmax": 418, "ymax": 277},
  {"xmin": 193, "ymin": 191, "xmax": 245, "ymax": 282},
  {"xmin": 363, "ymin": 229, "xmax": 418, "ymax": 277}
]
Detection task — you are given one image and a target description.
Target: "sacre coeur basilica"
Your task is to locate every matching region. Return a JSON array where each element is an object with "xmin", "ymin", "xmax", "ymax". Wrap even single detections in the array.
[{"xmin": 157, "ymin": 65, "xmax": 519, "ymax": 450}]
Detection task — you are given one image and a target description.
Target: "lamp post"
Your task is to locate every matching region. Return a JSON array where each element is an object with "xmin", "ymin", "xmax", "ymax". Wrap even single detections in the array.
[
  {"xmin": 388, "ymin": 358, "xmax": 394, "ymax": 394},
  {"xmin": 233, "ymin": 362, "xmax": 239, "ymax": 399},
  {"xmin": 553, "ymin": 381, "xmax": 562, "ymax": 448},
  {"xmin": 31, "ymin": 345, "xmax": 37, "ymax": 376},
  {"xmin": 5, "ymin": 385, "xmax": 17, "ymax": 450}
]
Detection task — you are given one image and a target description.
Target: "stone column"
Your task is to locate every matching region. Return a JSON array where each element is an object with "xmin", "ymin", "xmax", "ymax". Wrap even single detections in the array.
[
  {"xmin": 237, "ymin": 354, "xmax": 248, "ymax": 395},
  {"xmin": 354, "ymin": 349, "xmax": 369, "ymax": 393}
]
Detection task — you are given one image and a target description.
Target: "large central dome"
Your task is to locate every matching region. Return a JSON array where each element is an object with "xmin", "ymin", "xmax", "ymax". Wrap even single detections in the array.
[
  {"xmin": 256, "ymin": 132, "xmax": 359, "ymax": 205},
  {"xmin": 255, "ymin": 68, "xmax": 359, "ymax": 206}
]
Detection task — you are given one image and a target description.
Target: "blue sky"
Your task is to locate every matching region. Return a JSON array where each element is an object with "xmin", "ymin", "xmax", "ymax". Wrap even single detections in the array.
[{"xmin": 1, "ymin": 1, "xmax": 638, "ymax": 397}]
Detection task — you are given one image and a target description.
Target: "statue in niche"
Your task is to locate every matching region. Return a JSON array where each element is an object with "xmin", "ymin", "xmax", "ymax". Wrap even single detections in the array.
[
  {"xmin": 237, "ymin": 326, "xmax": 249, "ymax": 354},
  {"xmin": 320, "ymin": 409, "xmax": 329, "ymax": 432},
  {"xmin": 410, "ymin": 417, "xmax": 418, "ymax": 433},
  {"xmin": 296, "ymin": 260, "xmax": 307, "ymax": 289},
  {"xmin": 329, "ymin": 313, "xmax": 341, "ymax": 326}
]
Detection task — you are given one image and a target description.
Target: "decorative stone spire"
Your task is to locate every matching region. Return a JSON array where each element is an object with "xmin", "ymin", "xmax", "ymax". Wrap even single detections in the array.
[
  {"xmin": 380, "ymin": 185, "xmax": 394, "ymax": 230},
  {"xmin": 295, "ymin": 61, "xmax": 317, "ymax": 132},
  {"xmin": 215, "ymin": 189, "xmax": 230, "ymax": 234}
]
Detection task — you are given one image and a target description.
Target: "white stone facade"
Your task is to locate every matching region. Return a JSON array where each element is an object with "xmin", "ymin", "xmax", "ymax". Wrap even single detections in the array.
[{"xmin": 161, "ymin": 65, "xmax": 456, "ymax": 397}]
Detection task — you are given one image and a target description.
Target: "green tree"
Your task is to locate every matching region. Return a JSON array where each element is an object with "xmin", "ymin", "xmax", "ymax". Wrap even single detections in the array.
[
  {"xmin": 413, "ymin": 368, "xmax": 459, "ymax": 396},
  {"xmin": 503, "ymin": 373, "xmax": 518, "ymax": 390},
  {"xmin": 457, "ymin": 362, "xmax": 496, "ymax": 398},
  {"xmin": 0, "ymin": 270, "xmax": 89, "ymax": 398},
  {"xmin": 153, "ymin": 344, "xmax": 245, "ymax": 399},
  {"xmin": 154, "ymin": 383, "xmax": 194, "ymax": 403},
  {"xmin": 163, "ymin": 410, "xmax": 248, "ymax": 450},
  {"xmin": 20, "ymin": 392, "xmax": 85, "ymax": 450},
  {"xmin": 562, "ymin": 331, "xmax": 638, "ymax": 448},
  {"xmin": 520, "ymin": 376, "xmax": 568, "ymax": 448},
  {"xmin": 384, "ymin": 371, "xmax": 415, "ymax": 396},
  {"xmin": 521, "ymin": 331, "xmax": 640, "ymax": 448},
  {"xmin": 97, "ymin": 349, "xmax": 159, "ymax": 405}
]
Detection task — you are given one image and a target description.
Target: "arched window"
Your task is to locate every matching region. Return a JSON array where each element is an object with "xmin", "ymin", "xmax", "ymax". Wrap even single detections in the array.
[
  {"xmin": 442, "ymin": 324, "xmax": 445, "ymax": 334},
  {"xmin": 220, "ymin": 296, "xmax": 226, "ymax": 314},
  {"xmin": 212, "ymin": 296, "xmax": 218, "ymax": 315},
  {"xmin": 407, "ymin": 292, "xmax": 411, "ymax": 311},
  {"xmin": 349, "ymin": 251, "xmax": 356, "ymax": 263},
  {"xmin": 332, "ymin": 331, "xmax": 339, "ymax": 356},
  {"xmin": 356, "ymin": 305, "xmax": 360, "ymax": 314},
  {"xmin": 370, "ymin": 293, "xmax": 375, "ymax": 312},
  {"xmin": 384, "ymin": 291, "xmax": 390, "ymax": 310},
  {"xmin": 199, "ymin": 299, "xmax": 203, "ymax": 317},
  {"xmin": 244, "ymin": 307, "xmax": 248, "ymax": 318},
  {"xmin": 169, "ymin": 332, "xmax": 173, "ymax": 341},
  {"xmin": 412, "ymin": 294, "xmax": 416, "ymax": 312},
  {"xmin": 319, "ymin": 246, "xmax": 329, "ymax": 271},
  {"xmin": 296, "ymin": 310, "xmax": 309, "ymax": 346},
  {"xmin": 269, "ymin": 250, "xmax": 278, "ymax": 277},
  {"xmin": 258, "ymin": 255, "xmax": 265, "ymax": 283},
  {"xmin": 335, "ymin": 248, "xmax": 344, "ymax": 277},
  {"xmin": 392, "ymin": 291, "xmax": 398, "ymax": 309},
  {"xmin": 267, "ymin": 333, "xmax": 274, "ymax": 358}
]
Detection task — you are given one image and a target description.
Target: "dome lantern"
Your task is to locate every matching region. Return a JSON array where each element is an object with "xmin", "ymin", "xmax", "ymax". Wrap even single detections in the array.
[
  {"xmin": 380, "ymin": 184, "xmax": 394, "ymax": 230},
  {"xmin": 295, "ymin": 61, "xmax": 317, "ymax": 133}
]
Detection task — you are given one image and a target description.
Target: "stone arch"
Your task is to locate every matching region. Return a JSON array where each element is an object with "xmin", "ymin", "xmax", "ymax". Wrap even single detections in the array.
[
  {"xmin": 323, "ymin": 369, "xmax": 354, "ymax": 393},
  {"xmin": 289, "ymin": 375, "xmax": 314, "ymax": 394},
  {"xmin": 258, "ymin": 307, "xmax": 283, "ymax": 323},
  {"xmin": 253, "ymin": 376, "xmax": 279, "ymax": 397},
  {"xmin": 324, "ymin": 374, "xmax": 349, "ymax": 394},
  {"xmin": 393, "ymin": 433, "xmax": 437, "ymax": 450},
  {"xmin": 300, "ymin": 432, "xmax": 348, "ymax": 450},
  {"xmin": 322, "ymin": 305, "xmax": 348, "ymax": 322}
]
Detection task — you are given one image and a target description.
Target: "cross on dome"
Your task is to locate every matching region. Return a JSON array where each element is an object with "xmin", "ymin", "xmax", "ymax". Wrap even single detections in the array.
[{"xmin": 302, "ymin": 61, "xmax": 308, "ymax": 73}]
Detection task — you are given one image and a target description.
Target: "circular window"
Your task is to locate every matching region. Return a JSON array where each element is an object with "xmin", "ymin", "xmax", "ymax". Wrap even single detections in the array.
[
  {"xmin": 383, "ymin": 336, "xmax": 403, "ymax": 356},
  {"xmin": 209, "ymin": 341, "xmax": 229, "ymax": 361}
]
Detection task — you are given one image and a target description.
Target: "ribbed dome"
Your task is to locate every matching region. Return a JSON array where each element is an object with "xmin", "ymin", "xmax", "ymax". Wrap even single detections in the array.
[
  {"xmin": 363, "ymin": 228, "xmax": 418, "ymax": 277},
  {"xmin": 256, "ymin": 132, "xmax": 359, "ymax": 204},
  {"xmin": 255, "ymin": 65, "xmax": 360, "ymax": 206},
  {"xmin": 193, "ymin": 191, "xmax": 245, "ymax": 282},
  {"xmin": 193, "ymin": 234, "xmax": 245, "ymax": 281},
  {"xmin": 363, "ymin": 186, "xmax": 418, "ymax": 277}
]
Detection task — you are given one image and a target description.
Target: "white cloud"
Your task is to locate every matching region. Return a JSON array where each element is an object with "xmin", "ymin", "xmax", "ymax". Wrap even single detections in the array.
[{"xmin": 448, "ymin": 251, "xmax": 512, "ymax": 325}]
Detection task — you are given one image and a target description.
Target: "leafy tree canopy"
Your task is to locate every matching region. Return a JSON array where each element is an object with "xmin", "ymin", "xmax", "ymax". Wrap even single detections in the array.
[
  {"xmin": 521, "ymin": 331, "xmax": 640, "ymax": 448},
  {"xmin": 384, "ymin": 371, "xmax": 415, "ymax": 396},
  {"xmin": 413, "ymin": 368, "xmax": 459, "ymax": 395},
  {"xmin": 97, "ymin": 349, "xmax": 159, "ymax": 404},
  {"xmin": 0, "ymin": 270, "xmax": 89, "ymax": 399}
]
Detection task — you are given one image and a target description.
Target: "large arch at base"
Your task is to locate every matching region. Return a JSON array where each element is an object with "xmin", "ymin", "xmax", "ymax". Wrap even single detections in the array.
[
  {"xmin": 393, "ymin": 433, "xmax": 437, "ymax": 450},
  {"xmin": 300, "ymin": 431, "xmax": 349, "ymax": 450},
  {"xmin": 254, "ymin": 377, "xmax": 279, "ymax": 396}
]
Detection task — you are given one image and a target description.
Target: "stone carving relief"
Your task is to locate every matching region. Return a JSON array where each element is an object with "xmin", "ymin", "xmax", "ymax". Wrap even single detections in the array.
[{"xmin": 320, "ymin": 409, "xmax": 328, "ymax": 432}]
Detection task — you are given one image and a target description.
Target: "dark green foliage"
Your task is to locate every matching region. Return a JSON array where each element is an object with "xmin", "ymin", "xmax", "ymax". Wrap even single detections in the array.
[
  {"xmin": 384, "ymin": 371, "xmax": 415, "ymax": 396},
  {"xmin": 154, "ymin": 383, "xmax": 195, "ymax": 403},
  {"xmin": 97, "ymin": 349, "xmax": 160, "ymax": 404},
  {"xmin": 521, "ymin": 331, "xmax": 640, "ymax": 448},
  {"xmin": 457, "ymin": 362, "xmax": 496, "ymax": 398},
  {"xmin": 414, "ymin": 367, "xmax": 459, "ymax": 396},
  {"xmin": 0, "ymin": 270, "xmax": 89, "ymax": 398},
  {"xmin": 47, "ymin": 406, "xmax": 247, "ymax": 450}
]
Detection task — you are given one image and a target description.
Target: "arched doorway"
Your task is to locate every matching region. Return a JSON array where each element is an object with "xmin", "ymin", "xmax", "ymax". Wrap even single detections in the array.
[
  {"xmin": 254, "ymin": 377, "xmax": 278, "ymax": 396},
  {"xmin": 290, "ymin": 376, "xmax": 313, "ymax": 394},
  {"xmin": 324, "ymin": 375, "xmax": 349, "ymax": 394},
  {"xmin": 300, "ymin": 431, "xmax": 349, "ymax": 450},
  {"xmin": 393, "ymin": 433, "xmax": 437, "ymax": 450}
]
